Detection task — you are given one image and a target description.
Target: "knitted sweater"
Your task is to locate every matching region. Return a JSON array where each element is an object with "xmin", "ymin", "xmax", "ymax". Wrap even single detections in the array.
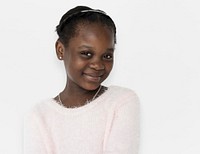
[{"xmin": 24, "ymin": 86, "xmax": 140, "ymax": 154}]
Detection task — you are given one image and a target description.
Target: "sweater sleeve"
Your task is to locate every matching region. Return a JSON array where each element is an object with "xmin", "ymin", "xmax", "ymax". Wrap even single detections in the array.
[
  {"xmin": 103, "ymin": 93, "xmax": 140, "ymax": 154},
  {"xmin": 23, "ymin": 111, "xmax": 47, "ymax": 154}
]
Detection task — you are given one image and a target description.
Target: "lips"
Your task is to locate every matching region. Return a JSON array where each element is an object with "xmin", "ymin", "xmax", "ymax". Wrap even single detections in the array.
[{"xmin": 83, "ymin": 72, "xmax": 103, "ymax": 82}]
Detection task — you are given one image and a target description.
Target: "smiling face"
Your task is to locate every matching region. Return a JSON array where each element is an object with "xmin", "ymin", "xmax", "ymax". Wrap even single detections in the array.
[{"xmin": 56, "ymin": 23, "xmax": 115, "ymax": 90}]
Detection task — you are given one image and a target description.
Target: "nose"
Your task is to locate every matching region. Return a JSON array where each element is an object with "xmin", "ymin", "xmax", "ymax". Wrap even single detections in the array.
[{"xmin": 89, "ymin": 60, "xmax": 105, "ymax": 71}]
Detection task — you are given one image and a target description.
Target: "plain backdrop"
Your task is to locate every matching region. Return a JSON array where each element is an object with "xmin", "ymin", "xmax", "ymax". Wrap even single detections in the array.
[{"xmin": 0, "ymin": 0, "xmax": 200, "ymax": 153}]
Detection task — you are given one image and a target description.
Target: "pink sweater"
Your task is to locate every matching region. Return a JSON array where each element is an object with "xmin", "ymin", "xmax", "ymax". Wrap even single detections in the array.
[{"xmin": 24, "ymin": 86, "xmax": 140, "ymax": 154}]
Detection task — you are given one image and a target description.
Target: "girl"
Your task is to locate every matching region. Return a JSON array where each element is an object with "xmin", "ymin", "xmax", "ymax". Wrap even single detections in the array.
[{"xmin": 24, "ymin": 6, "xmax": 139, "ymax": 154}]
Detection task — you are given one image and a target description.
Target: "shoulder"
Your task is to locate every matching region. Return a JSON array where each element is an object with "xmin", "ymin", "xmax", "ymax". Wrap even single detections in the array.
[
  {"xmin": 108, "ymin": 85, "xmax": 139, "ymax": 100},
  {"xmin": 24, "ymin": 99, "xmax": 54, "ymax": 121},
  {"xmin": 106, "ymin": 85, "xmax": 140, "ymax": 107}
]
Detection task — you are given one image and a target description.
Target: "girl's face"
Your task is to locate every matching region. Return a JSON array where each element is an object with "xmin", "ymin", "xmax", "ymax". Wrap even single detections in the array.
[{"xmin": 56, "ymin": 23, "xmax": 115, "ymax": 90}]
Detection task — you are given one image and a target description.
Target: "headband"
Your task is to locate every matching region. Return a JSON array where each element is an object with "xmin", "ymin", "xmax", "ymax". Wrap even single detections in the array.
[
  {"xmin": 58, "ymin": 9, "xmax": 109, "ymax": 30},
  {"xmin": 80, "ymin": 9, "xmax": 107, "ymax": 15}
]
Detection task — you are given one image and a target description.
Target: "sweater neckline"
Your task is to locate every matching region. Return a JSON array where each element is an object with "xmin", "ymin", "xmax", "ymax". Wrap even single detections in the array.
[{"xmin": 46, "ymin": 85, "xmax": 115, "ymax": 115}]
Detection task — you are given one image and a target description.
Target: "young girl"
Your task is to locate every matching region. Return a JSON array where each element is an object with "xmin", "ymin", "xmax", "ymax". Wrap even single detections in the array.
[{"xmin": 24, "ymin": 6, "xmax": 140, "ymax": 154}]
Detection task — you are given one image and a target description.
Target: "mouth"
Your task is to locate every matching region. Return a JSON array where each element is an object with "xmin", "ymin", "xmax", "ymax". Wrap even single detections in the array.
[{"xmin": 83, "ymin": 73, "xmax": 103, "ymax": 83}]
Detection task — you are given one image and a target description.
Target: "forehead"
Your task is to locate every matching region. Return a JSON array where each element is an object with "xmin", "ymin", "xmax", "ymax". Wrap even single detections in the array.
[{"xmin": 69, "ymin": 23, "xmax": 115, "ymax": 48}]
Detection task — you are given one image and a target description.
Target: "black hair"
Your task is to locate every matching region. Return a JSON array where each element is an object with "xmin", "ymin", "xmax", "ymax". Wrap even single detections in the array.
[{"xmin": 56, "ymin": 6, "xmax": 116, "ymax": 47}]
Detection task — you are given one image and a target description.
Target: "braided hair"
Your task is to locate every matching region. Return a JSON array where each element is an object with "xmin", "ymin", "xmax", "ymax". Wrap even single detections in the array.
[{"xmin": 56, "ymin": 6, "xmax": 116, "ymax": 47}]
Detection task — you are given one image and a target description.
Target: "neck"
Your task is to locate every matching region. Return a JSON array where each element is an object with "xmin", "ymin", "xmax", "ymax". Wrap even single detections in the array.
[{"xmin": 59, "ymin": 82, "xmax": 101, "ymax": 108}]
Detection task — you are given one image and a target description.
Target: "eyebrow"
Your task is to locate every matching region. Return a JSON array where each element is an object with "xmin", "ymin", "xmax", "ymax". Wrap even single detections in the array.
[
  {"xmin": 78, "ymin": 45, "xmax": 115, "ymax": 52},
  {"xmin": 78, "ymin": 45, "xmax": 93, "ymax": 49}
]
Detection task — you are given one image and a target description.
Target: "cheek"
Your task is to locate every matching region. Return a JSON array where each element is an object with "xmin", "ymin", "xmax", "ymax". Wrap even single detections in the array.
[
  {"xmin": 105, "ymin": 62, "xmax": 113, "ymax": 73},
  {"xmin": 64, "ymin": 57, "xmax": 87, "ymax": 74}
]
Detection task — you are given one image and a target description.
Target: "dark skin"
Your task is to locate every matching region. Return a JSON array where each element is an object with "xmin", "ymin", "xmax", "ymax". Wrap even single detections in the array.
[{"xmin": 54, "ymin": 23, "xmax": 115, "ymax": 108}]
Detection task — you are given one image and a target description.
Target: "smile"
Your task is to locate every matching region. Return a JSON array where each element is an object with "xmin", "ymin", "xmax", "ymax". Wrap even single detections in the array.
[{"xmin": 83, "ymin": 73, "xmax": 103, "ymax": 82}]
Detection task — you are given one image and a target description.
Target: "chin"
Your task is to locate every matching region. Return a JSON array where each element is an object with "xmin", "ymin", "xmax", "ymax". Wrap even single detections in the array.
[{"xmin": 82, "ymin": 83, "xmax": 102, "ymax": 91}]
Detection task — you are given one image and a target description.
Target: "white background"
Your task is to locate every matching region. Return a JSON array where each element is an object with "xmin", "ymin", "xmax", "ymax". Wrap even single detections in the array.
[{"xmin": 0, "ymin": 0, "xmax": 200, "ymax": 153}]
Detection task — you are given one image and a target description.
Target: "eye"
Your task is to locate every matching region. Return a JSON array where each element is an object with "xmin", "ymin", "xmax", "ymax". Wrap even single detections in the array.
[
  {"xmin": 80, "ymin": 51, "xmax": 93, "ymax": 58},
  {"xmin": 103, "ymin": 53, "xmax": 113, "ymax": 60}
]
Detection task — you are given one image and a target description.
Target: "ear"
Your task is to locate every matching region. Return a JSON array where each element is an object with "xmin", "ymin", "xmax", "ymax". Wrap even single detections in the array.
[{"xmin": 55, "ymin": 40, "xmax": 65, "ymax": 60}]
